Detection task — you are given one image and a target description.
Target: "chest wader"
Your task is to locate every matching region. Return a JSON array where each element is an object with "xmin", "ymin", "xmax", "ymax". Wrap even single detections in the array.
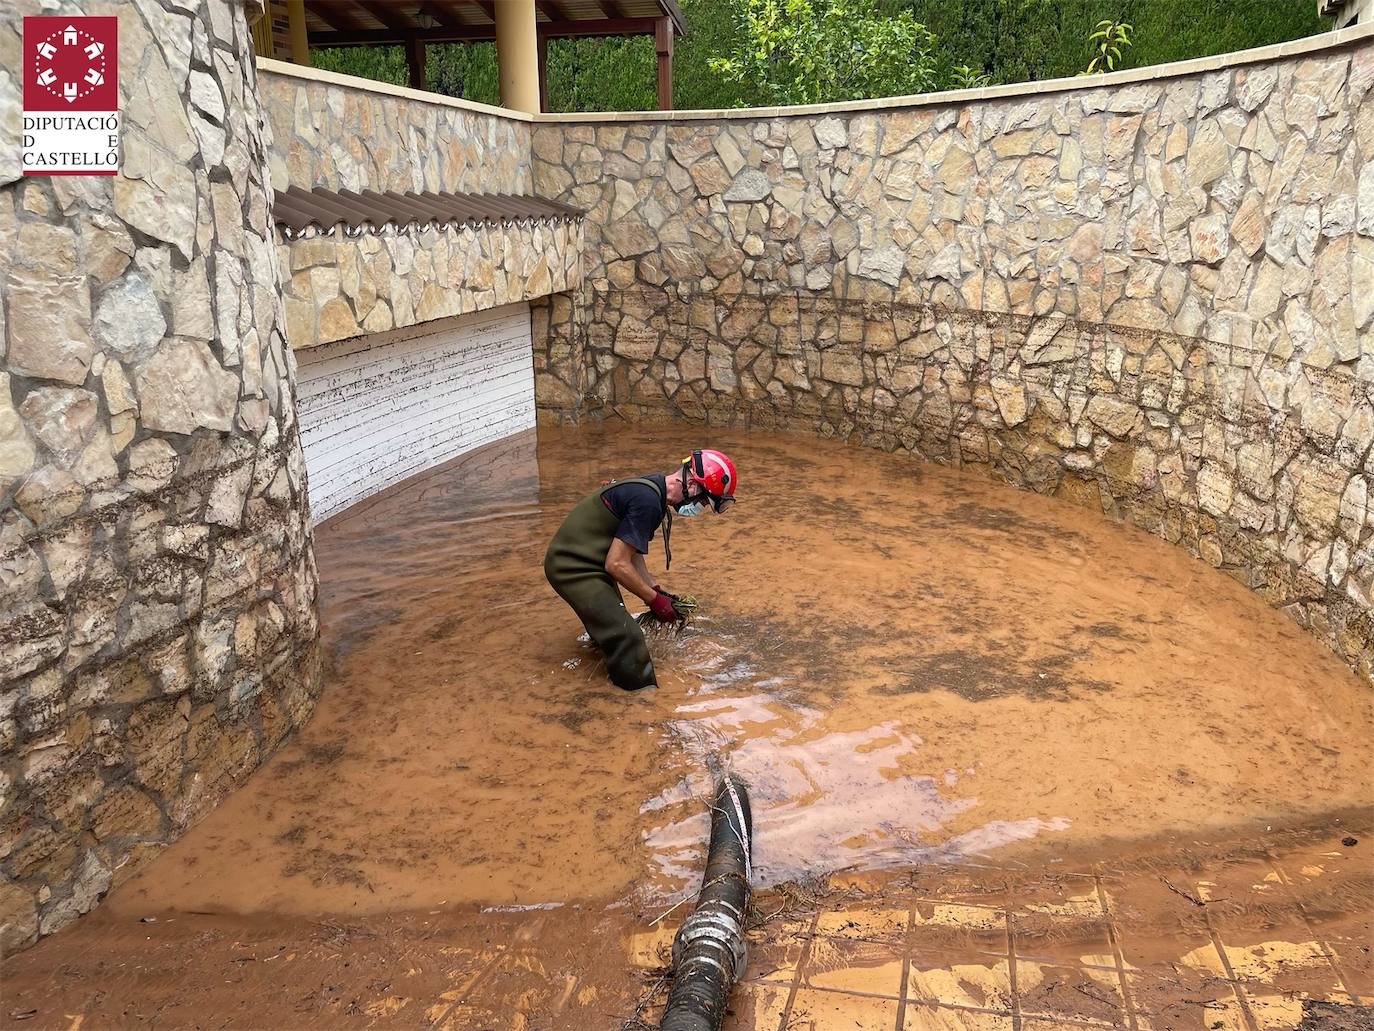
[{"xmin": 544, "ymin": 478, "xmax": 663, "ymax": 691}]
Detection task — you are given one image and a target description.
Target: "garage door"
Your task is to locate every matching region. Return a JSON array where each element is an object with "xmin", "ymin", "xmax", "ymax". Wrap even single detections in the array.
[{"xmin": 294, "ymin": 303, "xmax": 535, "ymax": 523}]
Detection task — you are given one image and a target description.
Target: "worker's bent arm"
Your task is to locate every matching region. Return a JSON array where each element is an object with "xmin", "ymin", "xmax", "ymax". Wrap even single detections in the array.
[
  {"xmin": 630, "ymin": 552, "xmax": 656, "ymax": 592},
  {"xmin": 606, "ymin": 538, "xmax": 657, "ymax": 604}
]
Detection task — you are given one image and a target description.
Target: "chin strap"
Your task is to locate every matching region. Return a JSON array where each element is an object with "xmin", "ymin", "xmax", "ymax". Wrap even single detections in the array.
[
  {"xmin": 663, "ymin": 462, "xmax": 691, "ymax": 572},
  {"xmin": 663, "ymin": 505, "xmax": 673, "ymax": 571},
  {"xmin": 664, "ymin": 456, "xmax": 709, "ymax": 570}
]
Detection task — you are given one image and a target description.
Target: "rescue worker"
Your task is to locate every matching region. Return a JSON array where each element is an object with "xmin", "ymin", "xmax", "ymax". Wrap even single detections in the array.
[{"xmin": 544, "ymin": 449, "xmax": 738, "ymax": 691}]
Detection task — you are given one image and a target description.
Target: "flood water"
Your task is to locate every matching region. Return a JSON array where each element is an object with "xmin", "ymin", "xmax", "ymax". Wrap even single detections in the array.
[{"xmin": 108, "ymin": 423, "xmax": 1374, "ymax": 920}]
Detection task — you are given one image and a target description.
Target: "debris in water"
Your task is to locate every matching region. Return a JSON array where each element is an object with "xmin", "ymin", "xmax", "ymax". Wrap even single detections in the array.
[
  {"xmin": 1341, "ymin": 836, "xmax": 1358, "ymax": 847},
  {"xmin": 1160, "ymin": 876, "xmax": 1206, "ymax": 907},
  {"xmin": 636, "ymin": 595, "xmax": 699, "ymax": 637}
]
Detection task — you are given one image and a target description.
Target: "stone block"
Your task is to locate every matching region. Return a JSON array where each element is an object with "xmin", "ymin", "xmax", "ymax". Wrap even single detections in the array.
[
  {"xmin": 0, "ymin": 372, "xmax": 36, "ymax": 488},
  {"xmin": 135, "ymin": 338, "xmax": 239, "ymax": 435},
  {"xmin": 0, "ymin": 881, "xmax": 38, "ymax": 953},
  {"xmin": 125, "ymin": 697, "xmax": 190, "ymax": 800},
  {"xmin": 5, "ymin": 273, "xmax": 93, "ymax": 385},
  {"xmin": 990, "ymin": 379, "xmax": 1029, "ymax": 426},
  {"xmin": 1188, "ymin": 213, "xmax": 1230, "ymax": 265},
  {"xmin": 90, "ymin": 786, "xmax": 164, "ymax": 843},
  {"xmin": 1084, "ymin": 395, "xmax": 1140, "ymax": 437}
]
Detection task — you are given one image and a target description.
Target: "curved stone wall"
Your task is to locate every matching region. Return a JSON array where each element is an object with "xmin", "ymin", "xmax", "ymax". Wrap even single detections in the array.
[
  {"xmin": 531, "ymin": 29, "xmax": 1374, "ymax": 684},
  {"xmin": 0, "ymin": 0, "xmax": 320, "ymax": 949},
  {"xmin": 256, "ymin": 61, "xmax": 532, "ymax": 198}
]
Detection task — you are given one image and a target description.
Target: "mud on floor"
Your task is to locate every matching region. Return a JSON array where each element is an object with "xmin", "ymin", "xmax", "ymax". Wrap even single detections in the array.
[
  {"xmin": 4, "ymin": 424, "xmax": 1372, "ymax": 1028},
  {"xmin": 87, "ymin": 424, "xmax": 1374, "ymax": 918},
  {"xmin": 2, "ymin": 824, "xmax": 1369, "ymax": 1030}
]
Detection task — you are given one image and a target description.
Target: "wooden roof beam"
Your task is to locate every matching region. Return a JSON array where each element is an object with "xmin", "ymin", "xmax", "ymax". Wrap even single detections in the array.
[
  {"xmin": 598, "ymin": 2, "xmax": 684, "ymax": 36},
  {"xmin": 311, "ymin": 16, "xmax": 663, "ymax": 46},
  {"xmin": 538, "ymin": 16, "xmax": 660, "ymax": 37},
  {"xmin": 416, "ymin": 2, "xmax": 463, "ymax": 29},
  {"xmin": 304, "ymin": 0, "xmax": 368, "ymax": 31},
  {"xmin": 353, "ymin": 0, "xmax": 411, "ymax": 30}
]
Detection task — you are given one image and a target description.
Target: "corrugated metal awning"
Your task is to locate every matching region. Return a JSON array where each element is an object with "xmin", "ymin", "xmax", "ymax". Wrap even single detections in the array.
[{"xmin": 273, "ymin": 185, "xmax": 584, "ymax": 239}]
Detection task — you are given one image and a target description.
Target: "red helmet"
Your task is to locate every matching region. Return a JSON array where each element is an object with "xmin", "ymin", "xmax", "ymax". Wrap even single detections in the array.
[{"xmin": 683, "ymin": 448, "xmax": 738, "ymax": 512}]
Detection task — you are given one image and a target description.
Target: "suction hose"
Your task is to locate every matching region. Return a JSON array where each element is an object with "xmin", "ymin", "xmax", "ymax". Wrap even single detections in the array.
[{"xmin": 659, "ymin": 775, "xmax": 753, "ymax": 1031}]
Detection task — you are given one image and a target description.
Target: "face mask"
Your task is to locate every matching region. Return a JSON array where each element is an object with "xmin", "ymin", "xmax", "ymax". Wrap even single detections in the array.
[{"xmin": 675, "ymin": 464, "xmax": 706, "ymax": 517}]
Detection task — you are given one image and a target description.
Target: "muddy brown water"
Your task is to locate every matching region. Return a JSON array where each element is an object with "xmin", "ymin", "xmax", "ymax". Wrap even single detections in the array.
[{"xmin": 98, "ymin": 422, "xmax": 1373, "ymax": 924}]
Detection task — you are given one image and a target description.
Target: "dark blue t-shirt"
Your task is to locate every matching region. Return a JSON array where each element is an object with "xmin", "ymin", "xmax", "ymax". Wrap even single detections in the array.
[{"xmin": 602, "ymin": 474, "xmax": 667, "ymax": 555}]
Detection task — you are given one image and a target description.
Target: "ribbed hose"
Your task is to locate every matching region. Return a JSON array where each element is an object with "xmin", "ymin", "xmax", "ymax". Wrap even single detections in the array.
[{"xmin": 659, "ymin": 775, "xmax": 753, "ymax": 1031}]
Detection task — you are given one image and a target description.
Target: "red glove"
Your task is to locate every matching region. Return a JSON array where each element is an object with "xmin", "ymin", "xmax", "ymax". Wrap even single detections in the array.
[{"xmin": 648, "ymin": 589, "xmax": 683, "ymax": 623}]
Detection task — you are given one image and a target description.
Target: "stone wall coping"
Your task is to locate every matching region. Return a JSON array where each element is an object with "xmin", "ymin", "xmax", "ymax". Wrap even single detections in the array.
[
  {"xmin": 257, "ymin": 57, "xmax": 536, "ymax": 122},
  {"xmin": 262, "ymin": 23, "xmax": 1370, "ymax": 128},
  {"xmin": 533, "ymin": 21, "xmax": 1373, "ymax": 123}
]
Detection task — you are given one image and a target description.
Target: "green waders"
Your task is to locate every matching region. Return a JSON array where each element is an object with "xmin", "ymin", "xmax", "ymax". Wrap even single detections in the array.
[{"xmin": 544, "ymin": 478, "xmax": 664, "ymax": 691}]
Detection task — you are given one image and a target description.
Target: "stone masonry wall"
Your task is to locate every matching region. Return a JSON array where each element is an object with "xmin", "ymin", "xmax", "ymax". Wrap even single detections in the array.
[
  {"xmin": 531, "ymin": 31, "xmax": 1374, "ymax": 684},
  {"xmin": 257, "ymin": 63, "xmax": 582, "ymax": 352},
  {"xmin": 257, "ymin": 62, "xmax": 531, "ymax": 201},
  {"xmin": 278, "ymin": 217, "xmax": 583, "ymax": 349},
  {"xmin": 0, "ymin": 0, "xmax": 321, "ymax": 951}
]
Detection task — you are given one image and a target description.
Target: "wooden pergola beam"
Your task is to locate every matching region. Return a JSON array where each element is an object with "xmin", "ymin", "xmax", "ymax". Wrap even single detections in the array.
[
  {"xmin": 538, "ymin": 29, "xmax": 549, "ymax": 113},
  {"xmin": 286, "ymin": 0, "xmax": 311, "ymax": 63},
  {"xmin": 354, "ymin": 1, "xmax": 409, "ymax": 29},
  {"xmin": 655, "ymin": 15, "xmax": 672, "ymax": 110},
  {"xmin": 342, "ymin": 1, "xmax": 423, "ymax": 86},
  {"xmin": 416, "ymin": 2, "xmax": 463, "ymax": 29},
  {"xmin": 310, "ymin": 16, "xmax": 663, "ymax": 46},
  {"xmin": 296, "ymin": 1, "xmax": 686, "ymax": 114},
  {"xmin": 307, "ymin": 0, "xmax": 367, "ymax": 31},
  {"xmin": 405, "ymin": 33, "xmax": 426, "ymax": 88}
]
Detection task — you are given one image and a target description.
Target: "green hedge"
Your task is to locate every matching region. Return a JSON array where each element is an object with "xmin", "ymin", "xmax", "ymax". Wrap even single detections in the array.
[
  {"xmin": 907, "ymin": 0, "xmax": 1329, "ymax": 85},
  {"xmin": 309, "ymin": 0, "xmax": 1329, "ymax": 112}
]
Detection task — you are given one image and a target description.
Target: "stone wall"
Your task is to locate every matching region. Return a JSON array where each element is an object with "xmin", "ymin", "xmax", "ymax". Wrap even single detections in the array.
[
  {"xmin": 257, "ymin": 62, "xmax": 583, "ymax": 352},
  {"xmin": 531, "ymin": 29, "xmax": 1374, "ymax": 684},
  {"xmin": 0, "ymin": 0, "xmax": 320, "ymax": 951},
  {"xmin": 257, "ymin": 61, "xmax": 531, "ymax": 199},
  {"xmin": 278, "ymin": 218, "xmax": 582, "ymax": 349}
]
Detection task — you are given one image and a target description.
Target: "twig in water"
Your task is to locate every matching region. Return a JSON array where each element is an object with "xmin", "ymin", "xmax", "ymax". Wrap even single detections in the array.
[
  {"xmin": 1072, "ymin": 981, "xmax": 1116, "ymax": 1004},
  {"xmin": 621, "ymin": 970, "xmax": 670, "ymax": 1031},
  {"xmin": 649, "ymin": 894, "xmax": 693, "ymax": 927},
  {"xmin": 1160, "ymin": 877, "xmax": 1205, "ymax": 907}
]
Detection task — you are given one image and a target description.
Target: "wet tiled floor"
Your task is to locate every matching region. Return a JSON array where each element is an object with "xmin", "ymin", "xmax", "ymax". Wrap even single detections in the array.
[
  {"xmin": 3, "ymin": 827, "xmax": 1369, "ymax": 1029},
  {"xmin": 629, "ymin": 830, "xmax": 1373, "ymax": 1031}
]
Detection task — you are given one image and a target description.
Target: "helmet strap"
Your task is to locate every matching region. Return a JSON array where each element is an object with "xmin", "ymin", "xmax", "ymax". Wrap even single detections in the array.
[
  {"xmin": 663, "ymin": 501, "xmax": 673, "ymax": 570},
  {"xmin": 675, "ymin": 463, "xmax": 702, "ymax": 510}
]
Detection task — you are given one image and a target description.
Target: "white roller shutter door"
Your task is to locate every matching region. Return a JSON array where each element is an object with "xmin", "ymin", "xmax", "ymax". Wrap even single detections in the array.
[{"xmin": 295, "ymin": 303, "xmax": 535, "ymax": 523}]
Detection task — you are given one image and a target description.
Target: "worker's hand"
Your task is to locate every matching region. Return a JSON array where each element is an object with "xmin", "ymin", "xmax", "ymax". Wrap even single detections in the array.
[{"xmin": 649, "ymin": 588, "xmax": 684, "ymax": 623}]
